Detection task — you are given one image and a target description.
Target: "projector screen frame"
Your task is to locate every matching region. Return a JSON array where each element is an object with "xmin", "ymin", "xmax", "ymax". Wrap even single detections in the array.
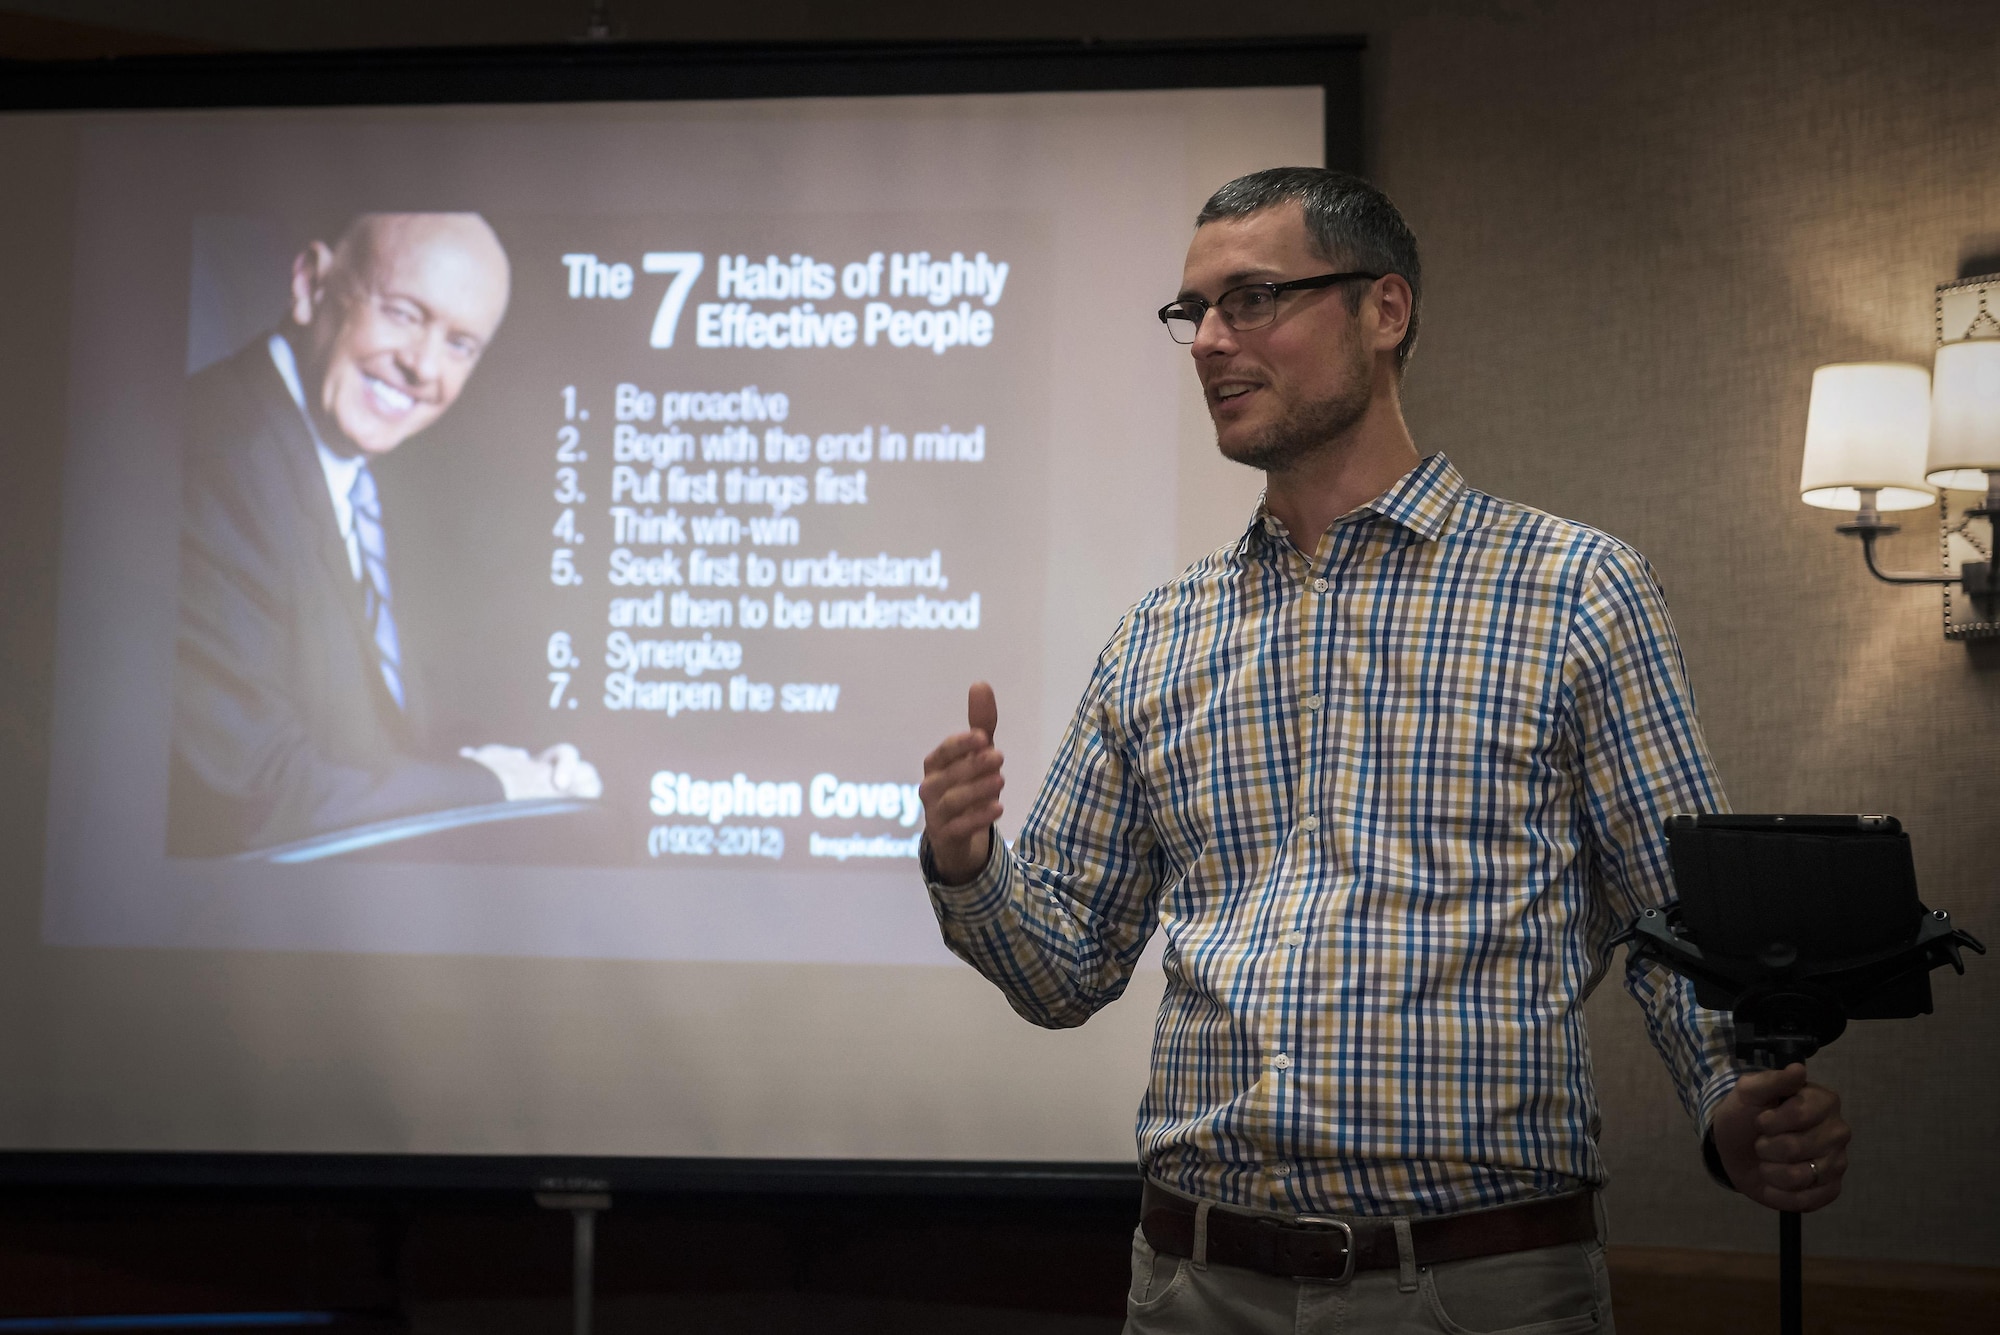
[
  {"xmin": 0, "ymin": 35, "xmax": 1364, "ymax": 179},
  {"xmin": 0, "ymin": 36, "xmax": 1363, "ymax": 1196}
]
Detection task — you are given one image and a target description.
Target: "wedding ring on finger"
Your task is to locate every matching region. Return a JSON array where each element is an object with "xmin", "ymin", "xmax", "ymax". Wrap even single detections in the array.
[{"xmin": 1808, "ymin": 1160, "xmax": 1821, "ymax": 1188}]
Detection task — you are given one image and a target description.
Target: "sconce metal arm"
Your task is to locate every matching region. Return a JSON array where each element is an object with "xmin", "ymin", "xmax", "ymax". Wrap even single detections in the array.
[
  {"xmin": 1832, "ymin": 485, "xmax": 2000, "ymax": 628},
  {"xmin": 1852, "ymin": 527, "xmax": 1955, "ymax": 586}
]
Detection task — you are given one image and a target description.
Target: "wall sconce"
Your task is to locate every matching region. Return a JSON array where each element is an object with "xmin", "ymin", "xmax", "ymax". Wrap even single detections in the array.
[{"xmin": 1800, "ymin": 274, "xmax": 2000, "ymax": 640}]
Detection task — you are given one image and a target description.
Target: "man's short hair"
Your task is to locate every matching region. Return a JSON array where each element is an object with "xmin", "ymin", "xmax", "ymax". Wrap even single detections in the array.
[{"xmin": 1195, "ymin": 167, "xmax": 1423, "ymax": 371}]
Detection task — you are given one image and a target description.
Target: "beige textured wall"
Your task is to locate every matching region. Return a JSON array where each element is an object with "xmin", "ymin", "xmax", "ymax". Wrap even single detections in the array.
[{"xmin": 1363, "ymin": 0, "xmax": 2000, "ymax": 1264}]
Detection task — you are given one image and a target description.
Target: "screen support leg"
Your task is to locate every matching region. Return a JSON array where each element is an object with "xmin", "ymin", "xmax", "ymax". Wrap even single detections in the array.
[
  {"xmin": 536, "ymin": 1191, "xmax": 612, "ymax": 1335},
  {"xmin": 1779, "ymin": 1209, "xmax": 1801, "ymax": 1335}
]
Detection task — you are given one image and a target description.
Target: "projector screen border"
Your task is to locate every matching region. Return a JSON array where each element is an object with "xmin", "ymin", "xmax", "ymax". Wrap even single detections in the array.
[
  {"xmin": 0, "ymin": 47, "xmax": 1355, "ymax": 1193},
  {"xmin": 0, "ymin": 36, "xmax": 1365, "ymax": 175}
]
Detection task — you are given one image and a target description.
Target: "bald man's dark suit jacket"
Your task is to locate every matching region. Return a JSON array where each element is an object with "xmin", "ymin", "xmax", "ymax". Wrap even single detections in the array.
[{"xmin": 168, "ymin": 335, "xmax": 500, "ymax": 857}]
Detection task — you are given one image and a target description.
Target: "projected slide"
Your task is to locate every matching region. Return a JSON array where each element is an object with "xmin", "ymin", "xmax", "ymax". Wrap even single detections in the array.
[
  {"xmin": 39, "ymin": 89, "xmax": 1312, "ymax": 972},
  {"xmin": 169, "ymin": 210, "xmax": 1042, "ymax": 873},
  {"xmin": 13, "ymin": 83, "xmax": 1322, "ymax": 1163}
]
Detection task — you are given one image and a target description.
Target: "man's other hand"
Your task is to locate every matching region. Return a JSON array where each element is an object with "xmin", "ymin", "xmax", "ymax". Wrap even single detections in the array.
[
  {"xmin": 461, "ymin": 742, "xmax": 604, "ymax": 801},
  {"xmin": 1711, "ymin": 1063, "xmax": 1850, "ymax": 1211},
  {"xmin": 919, "ymin": 682, "xmax": 1004, "ymax": 885}
]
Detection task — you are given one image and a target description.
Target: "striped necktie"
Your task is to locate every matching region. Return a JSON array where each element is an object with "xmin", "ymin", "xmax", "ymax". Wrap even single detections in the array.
[{"xmin": 347, "ymin": 464, "xmax": 406, "ymax": 710}]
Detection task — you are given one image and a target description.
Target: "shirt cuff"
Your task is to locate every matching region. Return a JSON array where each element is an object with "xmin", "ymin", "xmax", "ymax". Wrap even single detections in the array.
[
  {"xmin": 1701, "ymin": 1127, "xmax": 1733, "ymax": 1190},
  {"xmin": 1694, "ymin": 1065, "xmax": 1743, "ymax": 1189},
  {"xmin": 921, "ymin": 826, "xmax": 1011, "ymax": 926}
]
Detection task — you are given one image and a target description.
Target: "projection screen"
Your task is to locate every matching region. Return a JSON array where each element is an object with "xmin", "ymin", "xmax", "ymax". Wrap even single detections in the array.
[{"xmin": 0, "ymin": 55, "xmax": 1338, "ymax": 1181}]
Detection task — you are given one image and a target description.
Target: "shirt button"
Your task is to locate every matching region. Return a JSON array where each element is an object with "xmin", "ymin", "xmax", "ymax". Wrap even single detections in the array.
[
  {"xmin": 1300, "ymin": 814, "xmax": 1320, "ymax": 833},
  {"xmin": 1312, "ymin": 577, "xmax": 1329, "ymax": 594},
  {"xmin": 1303, "ymin": 693, "xmax": 1323, "ymax": 711},
  {"xmin": 1273, "ymin": 1163, "xmax": 1292, "ymax": 1177},
  {"xmin": 1273, "ymin": 1052, "xmax": 1292, "ymax": 1071},
  {"xmin": 1282, "ymin": 929, "xmax": 1305, "ymax": 948}
]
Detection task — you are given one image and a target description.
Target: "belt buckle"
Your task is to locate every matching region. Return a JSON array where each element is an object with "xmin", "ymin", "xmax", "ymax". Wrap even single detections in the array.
[{"xmin": 1289, "ymin": 1216, "xmax": 1356, "ymax": 1285}]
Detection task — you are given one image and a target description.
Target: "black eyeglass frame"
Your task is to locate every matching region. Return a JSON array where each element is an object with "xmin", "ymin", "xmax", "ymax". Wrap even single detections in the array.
[{"xmin": 1156, "ymin": 270, "xmax": 1384, "ymax": 343}]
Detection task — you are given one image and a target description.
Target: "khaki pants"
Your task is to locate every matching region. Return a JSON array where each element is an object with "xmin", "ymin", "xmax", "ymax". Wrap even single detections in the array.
[{"xmin": 1123, "ymin": 1210, "xmax": 1614, "ymax": 1335}]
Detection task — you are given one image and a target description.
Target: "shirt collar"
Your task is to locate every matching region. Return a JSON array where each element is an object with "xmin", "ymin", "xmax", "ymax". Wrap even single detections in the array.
[
  {"xmin": 1244, "ymin": 452, "xmax": 1467, "ymax": 556},
  {"xmin": 268, "ymin": 332, "xmax": 366, "ymax": 496},
  {"xmin": 1368, "ymin": 452, "xmax": 1466, "ymax": 543},
  {"xmin": 266, "ymin": 332, "xmax": 317, "ymax": 437}
]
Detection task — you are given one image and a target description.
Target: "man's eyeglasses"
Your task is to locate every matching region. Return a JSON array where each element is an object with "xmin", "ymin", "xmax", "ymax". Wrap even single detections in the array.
[{"xmin": 1157, "ymin": 271, "xmax": 1383, "ymax": 345}]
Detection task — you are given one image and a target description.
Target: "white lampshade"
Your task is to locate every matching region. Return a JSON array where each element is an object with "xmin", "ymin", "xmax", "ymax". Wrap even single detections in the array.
[
  {"xmin": 1799, "ymin": 362, "xmax": 1937, "ymax": 511},
  {"xmin": 1925, "ymin": 338, "xmax": 2000, "ymax": 489}
]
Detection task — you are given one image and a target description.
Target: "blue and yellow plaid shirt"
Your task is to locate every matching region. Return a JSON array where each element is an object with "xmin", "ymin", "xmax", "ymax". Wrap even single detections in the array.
[{"xmin": 927, "ymin": 454, "xmax": 1739, "ymax": 1217}]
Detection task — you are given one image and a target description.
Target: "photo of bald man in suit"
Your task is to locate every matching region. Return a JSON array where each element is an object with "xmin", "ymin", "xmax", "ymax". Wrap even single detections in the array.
[{"xmin": 170, "ymin": 212, "xmax": 601, "ymax": 858}]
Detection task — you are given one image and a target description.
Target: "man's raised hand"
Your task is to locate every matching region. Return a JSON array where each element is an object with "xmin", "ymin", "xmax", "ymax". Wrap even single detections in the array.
[{"xmin": 920, "ymin": 682, "xmax": 1005, "ymax": 885}]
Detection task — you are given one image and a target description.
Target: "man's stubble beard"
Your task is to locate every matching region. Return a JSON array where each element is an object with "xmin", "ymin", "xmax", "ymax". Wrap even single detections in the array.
[{"xmin": 1217, "ymin": 340, "xmax": 1373, "ymax": 475}]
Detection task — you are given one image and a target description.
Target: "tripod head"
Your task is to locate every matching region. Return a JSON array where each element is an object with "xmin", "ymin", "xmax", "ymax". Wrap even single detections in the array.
[{"xmin": 1613, "ymin": 814, "xmax": 1983, "ymax": 1068}]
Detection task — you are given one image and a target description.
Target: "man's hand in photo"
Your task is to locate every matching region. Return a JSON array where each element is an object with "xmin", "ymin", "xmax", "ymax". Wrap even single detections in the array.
[{"xmin": 461, "ymin": 742, "xmax": 604, "ymax": 801}]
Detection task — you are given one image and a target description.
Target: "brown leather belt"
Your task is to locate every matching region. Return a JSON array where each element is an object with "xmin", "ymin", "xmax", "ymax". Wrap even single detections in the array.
[{"xmin": 1140, "ymin": 1181, "xmax": 1597, "ymax": 1283}]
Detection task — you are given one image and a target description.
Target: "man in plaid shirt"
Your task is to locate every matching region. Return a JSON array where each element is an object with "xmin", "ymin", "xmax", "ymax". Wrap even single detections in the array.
[{"xmin": 919, "ymin": 169, "xmax": 1851, "ymax": 1334}]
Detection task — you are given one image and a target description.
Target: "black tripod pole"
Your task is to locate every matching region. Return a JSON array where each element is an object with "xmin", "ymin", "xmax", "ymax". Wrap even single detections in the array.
[
  {"xmin": 1779, "ymin": 1208, "xmax": 1801, "ymax": 1335},
  {"xmin": 1749, "ymin": 1047, "xmax": 1805, "ymax": 1335}
]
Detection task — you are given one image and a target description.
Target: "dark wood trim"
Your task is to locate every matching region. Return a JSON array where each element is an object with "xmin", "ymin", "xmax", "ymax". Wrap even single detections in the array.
[{"xmin": 1606, "ymin": 1245, "xmax": 2000, "ymax": 1334}]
